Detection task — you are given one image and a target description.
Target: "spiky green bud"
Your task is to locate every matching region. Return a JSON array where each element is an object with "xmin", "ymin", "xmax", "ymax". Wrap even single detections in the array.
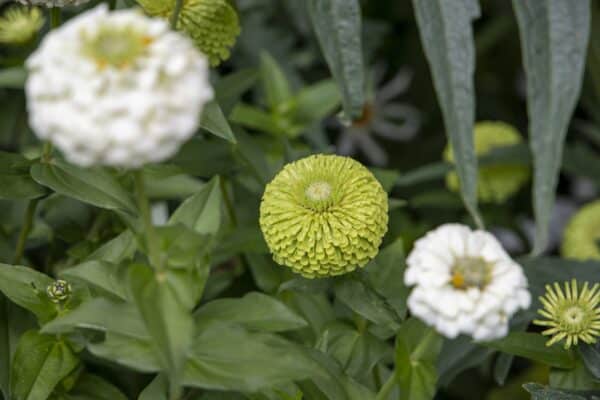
[
  {"xmin": 47, "ymin": 280, "xmax": 72, "ymax": 303},
  {"xmin": 260, "ymin": 154, "xmax": 388, "ymax": 278},
  {"xmin": 562, "ymin": 200, "xmax": 600, "ymax": 260},
  {"xmin": 444, "ymin": 121, "xmax": 529, "ymax": 203},
  {"xmin": 0, "ymin": 7, "xmax": 44, "ymax": 46},
  {"xmin": 138, "ymin": 0, "xmax": 240, "ymax": 66}
]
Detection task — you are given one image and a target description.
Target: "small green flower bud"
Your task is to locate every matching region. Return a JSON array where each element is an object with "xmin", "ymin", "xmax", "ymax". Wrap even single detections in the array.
[
  {"xmin": 0, "ymin": 6, "xmax": 44, "ymax": 46},
  {"xmin": 47, "ymin": 280, "xmax": 72, "ymax": 303}
]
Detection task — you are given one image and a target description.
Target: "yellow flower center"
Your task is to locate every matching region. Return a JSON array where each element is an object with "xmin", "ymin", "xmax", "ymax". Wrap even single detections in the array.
[
  {"xmin": 305, "ymin": 181, "xmax": 332, "ymax": 202},
  {"xmin": 83, "ymin": 27, "xmax": 153, "ymax": 69},
  {"xmin": 451, "ymin": 257, "xmax": 492, "ymax": 290}
]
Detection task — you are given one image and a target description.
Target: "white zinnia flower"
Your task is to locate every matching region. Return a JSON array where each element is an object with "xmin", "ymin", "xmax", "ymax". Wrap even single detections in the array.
[
  {"xmin": 26, "ymin": 5, "xmax": 213, "ymax": 168},
  {"xmin": 405, "ymin": 223, "xmax": 531, "ymax": 341},
  {"xmin": 16, "ymin": 0, "xmax": 90, "ymax": 8}
]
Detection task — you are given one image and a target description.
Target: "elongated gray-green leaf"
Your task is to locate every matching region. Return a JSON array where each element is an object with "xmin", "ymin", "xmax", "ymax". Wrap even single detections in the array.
[
  {"xmin": 512, "ymin": 0, "xmax": 590, "ymax": 255},
  {"xmin": 412, "ymin": 0, "xmax": 482, "ymax": 227},
  {"xmin": 307, "ymin": 0, "xmax": 364, "ymax": 121}
]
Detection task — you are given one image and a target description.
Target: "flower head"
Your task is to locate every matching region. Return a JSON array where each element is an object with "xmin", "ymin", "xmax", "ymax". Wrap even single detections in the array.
[
  {"xmin": 260, "ymin": 154, "xmax": 388, "ymax": 278},
  {"xmin": 405, "ymin": 224, "xmax": 531, "ymax": 341},
  {"xmin": 0, "ymin": 6, "xmax": 44, "ymax": 45},
  {"xmin": 444, "ymin": 121, "xmax": 529, "ymax": 203},
  {"xmin": 562, "ymin": 200, "xmax": 600, "ymax": 260},
  {"xmin": 47, "ymin": 279, "xmax": 72, "ymax": 303},
  {"xmin": 25, "ymin": 5, "xmax": 212, "ymax": 167},
  {"xmin": 138, "ymin": 0, "xmax": 240, "ymax": 66},
  {"xmin": 337, "ymin": 67, "xmax": 421, "ymax": 166},
  {"xmin": 533, "ymin": 279, "xmax": 600, "ymax": 349}
]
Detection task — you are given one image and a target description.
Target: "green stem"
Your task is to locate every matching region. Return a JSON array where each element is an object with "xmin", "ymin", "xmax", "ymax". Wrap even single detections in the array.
[
  {"xmin": 134, "ymin": 170, "xmax": 161, "ymax": 270},
  {"xmin": 170, "ymin": 0, "xmax": 183, "ymax": 29},
  {"xmin": 412, "ymin": 328, "xmax": 438, "ymax": 361},
  {"xmin": 107, "ymin": 0, "xmax": 116, "ymax": 10},
  {"xmin": 41, "ymin": 141, "xmax": 53, "ymax": 163},
  {"xmin": 219, "ymin": 177, "xmax": 237, "ymax": 226},
  {"xmin": 13, "ymin": 199, "xmax": 40, "ymax": 265},
  {"xmin": 50, "ymin": 8, "xmax": 61, "ymax": 28},
  {"xmin": 375, "ymin": 372, "xmax": 396, "ymax": 400}
]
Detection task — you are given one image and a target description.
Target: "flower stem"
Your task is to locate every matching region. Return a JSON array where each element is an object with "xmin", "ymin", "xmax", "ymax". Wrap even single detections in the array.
[
  {"xmin": 133, "ymin": 170, "xmax": 161, "ymax": 270},
  {"xmin": 49, "ymin": 8, "xmax": 61, "ymax": 28},
  {"xmin": 170, "ymin": 0, "xmax": 183, "ymax": 29},
  {"xmin": 375, "ymin": 372, "xmax": 396, "ymax": 400},
  {"xmin": 41, "ymin": 141, "xmax": 53, "ymax": 163},
  {"xmin": 13, "ymin": 199, "xmax": 40, "ymax": 265}
]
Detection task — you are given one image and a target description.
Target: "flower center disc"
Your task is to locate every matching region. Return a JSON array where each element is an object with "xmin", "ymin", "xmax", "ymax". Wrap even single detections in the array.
[
  {"xmin": 305, "ymin": 181, "xmax": 332, "ymax": 202},
  {"xmin": 451, "ymin": 257, "xmax": 492, "ymax": 290},
  {"xmin": 563, "ymin": 306, "xmax": 585, "ymax": 330},
  {"xmin": 84, "ymin": 28, "xmax": 152, "ymax": 68}
]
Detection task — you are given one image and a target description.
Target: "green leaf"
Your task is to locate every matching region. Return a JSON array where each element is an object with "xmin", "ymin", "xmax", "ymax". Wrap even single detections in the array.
[
  {"xmin": 214, "ymin": 68, "xmax": 259, "ymax": 115},
  {"xmin": 395, "ymin": 162, "xmax": 452, "ymax": 187},
  {"xmin": 0, "ymin": 67, "xmax": 26, "ymax": 88},
  {"xmin": 66, "ymin": 373, "xmax": 127, "ymax": 400},
  {"xmin": 580, "ymin": 342, "xmax": 600, "ymax": 380},
  {"xmin": 142, "ymin": 165, "xmax": 205, "ymax": 200},
  {"xmin": 0, "ymin": 264, "xmax": 55, "ymax": 323},
  {"xmin": 169, "ymin": 176, "xmax": 221, "ymax": 235},
  {"xmin": 0, "ymin": 297, "xmax": 36, "ymax": 399},
  {"xmin": 61, "ymin": 261, "xmax": 127, "ymax": 300},
  {"xmin": 138, "ymin": 374, "xmax": 168, "ymax": 400},
  {"xmin": 10, "ymin": 331, "xmax": 79, "ymax": 400},
  {"xmin": 230, "ymin": 104, "xmax": 283, "ymax": 137},
  {"xmin": 512, "ymin": 0, "xmax": 590, "ymax": 255},
  {"xmin": 523, "ymin": 383, "xmax": 587, "ymax": 400},
  {"xmin": 195, "ymin": 292, "xmax": 306, "ymax": 333},
  {"xmin": 183, "ymin": 324, "xmax": 315, "ymax": 393},
  {"xmin": 88, "ymin": 332, "xmax": 160, "ymax": 373},
  {"xmin": 129, "ymin": 264, "xmax": 194, "ymax": 393},
  {"xmin": 260, "ymin": 53, "xmax": 293, "ymax": 110},
  {"xmin": 30, "ymin": 159, "xmax": 136, "ymax": 214},
  {"xmin": 437, "ymin": 336, "xmax": 493, "ymax": 387},
  {"xmin": 0, "ymin": 152, "xmax": 45, "ymax": 200},
  {"xmin": 549, "ymin": 357, "xmax": 600, "ymax": 391},
  {"xmin": 395, "ymin": 318, "xmax": 443, "ymax": 400},
  {"xmin": 411, "ymin": 0, "xmax": 482, "ymax": 227},
  {"xmin": 293, "ymin": 80, "xmax": 341, "ymax": 124},
  {"xmin": 200, "ymin": 101, "xmax": 237, "ymax": 143},
  {"xmin": 307, "ymin": 0, "xmax": 365, "ymax": 121},
  {"xmin": 41, "ymin": 298, "xmax": 148, "ymax": 339},
  {"xmin": 482, "ymin": 332, "xmax": 576, "ymax": 368},
  {"xmin": 320, "ymin": 322, "xmax": 389, "ymax": 381},
  {"xmin": 84, "ymin": 230, "xmax": 136, "ymax": 264}
]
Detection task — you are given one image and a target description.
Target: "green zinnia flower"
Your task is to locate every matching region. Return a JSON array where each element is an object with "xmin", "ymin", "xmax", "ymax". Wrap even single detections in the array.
[
  {"xmin": 533, "ymin": 279, "xmax": 600, "ymax": 349},
  {"xmin": 137, "ymin": 0, "xmax": 240, "ymax": 66},
  {"xmin": 260, "ymin": 154, "xmax": 389, "ymax": 278},
  {"xmin": 0, "ymin": 6, "xmax": 44, "ymax": 46},
  {"xmin": 444, "ymin": 121, "xmax": 529, "ymax": 203},
  {"xmin": 46, "ymin": 279, "xmax": 72, "ymax": 303},
  {"xmin": 562, "ymin": 200, "xmax": 600, "ymax": 260}
]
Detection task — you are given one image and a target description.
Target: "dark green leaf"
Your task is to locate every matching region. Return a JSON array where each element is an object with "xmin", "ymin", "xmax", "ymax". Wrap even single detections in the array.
[
  {"xmin": 549, "ymin": 358, "xmax": 600, "ymax": 391},
  {"xmin": 195, "ymin": 292, "xmax": 306, "ymax": 332},
  {"xmin": 493, "ymin": 353, "xmax": 514, "ymax": 386},
  {"xmin": 260, "ymin": 53, "xmax": 293, "ymax": 110},
  {"xmin": 523, "ymin": 383, "xmax": 588, "ymax": 400},
  {"xmin": 142, "ymin": 165, "xmax": 204, "ymax": 200},
  {"xmin": 0, "ymin": 264, "xmax": 55, "ymax": 323},
  {"xmin": 66, "ymin": 373, "xmax": 127, "ymax": 400},
  {"xmin": 307, "ymin": 0, "xmax": 365, "ymax": 121},
  {"xmin": 580, "ymin": 342, "xmax": 600, "ymax": 380},
  {"xmin": 88, "ymin": 332, "xmax": 160, "ymax": 373},
  {"xmin": 482, "ymin": 332, "xmax": 576, "ymax": 368},
  {"xmin": 183, "ymin": 324, "xmax": 315, "ymax": 392},
  {"xmin": 215, "ymin": 68, "xmax": 259, "ymax": 115},
  {"xmin": 169, "ymin": 176, "xmax": 221, "ymax": 235},
  {"xmin": 138, "ymin": 374, "xmax": 168, "ymax": 400},
  {"xmin": 395, "ymin": 318, "xmax": 443, "ymax": 400},
  {"xmin": 129, "ymin": 264, "xmax": 193, "ymax": 392},
  {"xmin": 61, "ymin": 261, "xmax": 127, "ymax": 300},
  {"xmin": 293, "ymin": 80, "xmax": 341, "ymax": 124},
  {"xmin": 84, "ymin": 230, "xmax": 136, "ymax": 264},
  {"xmin": 30, "ymin": 159, "xmax": 136, "ymax": 214},
  {"xmin": 0, "ymin": 67, "xmax": 26, "ymax": 88},
  {"xmin": 411, "ymin": 0, "xmax": 482, "ymax": 227},
  {"xmin": 200, "ymin": 101, "xmax": 237, "ymax": 143},
  {"xmin": 512, "ymin": 0, "xmax": 590, "ymax": 255},
  {"xmin": 437, "ymin": 336, "xmax": 493, "ymax": 387},
  {"xmin": 10, "ymin": 331, "xmax": 79, "ymax": 400},
  {"xmin": 0, "ymin": 152, "xmax": 45, "ymax": 200}
]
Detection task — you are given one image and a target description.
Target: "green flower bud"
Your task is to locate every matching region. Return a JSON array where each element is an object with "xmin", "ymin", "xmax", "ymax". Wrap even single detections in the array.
[
  {"xmin": 444, "ymin": 121, "xmax": 529, "ymax": 203},
  {"xmin": 47, "ymin": 280, "xmax": 72, "ymax": 303},
  {"xmin": 260, "ymin": 154, "xmax": 388, "ymax": 278},
  {"xmin": 562, "ymin": 200, "xmax": 600, "ymax": 260},
  {"xmin": 138, "ymin": 0, "xmax": 240, "ymax": 66},
  {"xmin": 0, "ymin": 6, "xmax": 44, "ymax": 46}
]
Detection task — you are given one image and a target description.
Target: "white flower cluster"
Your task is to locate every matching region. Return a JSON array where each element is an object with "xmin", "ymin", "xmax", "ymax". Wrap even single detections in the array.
[
  {"xmin": 16, "ymin": 0, "xmax": 89, "ymax": 8},
  {"xmin": 405, "ymin": 224, "xmax": 531, "ymax": 341},
  {"xmin": 26, "ymin": 5, "xmax": 213, "ymax": 168}
]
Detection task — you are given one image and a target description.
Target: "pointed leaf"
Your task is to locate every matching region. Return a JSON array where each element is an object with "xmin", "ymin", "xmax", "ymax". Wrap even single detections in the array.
[
  {"xmin": 512, "ymin": 0, "xmax": 590, "ymax": 254},
  {"xmin": 411, "ymin": 0, "xmax": 482, "ymax": 227},
  {"xmin": 169, "ymin": 176, "xmax": 221, "ymax": 235},
  {"xmin": 0, "ymin": 264, "xmax": 55, "ymax": 323},
  {"xmin": 0, "ymin": 151, "xmax": 45, "ymax": 200},
  {"xmin": 200, "ymin": 101, "xmax": 236, "ymax": 143},
  {"xmin": 307, "ymin": 0, "xmax": 365, "ymax": 121}
]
